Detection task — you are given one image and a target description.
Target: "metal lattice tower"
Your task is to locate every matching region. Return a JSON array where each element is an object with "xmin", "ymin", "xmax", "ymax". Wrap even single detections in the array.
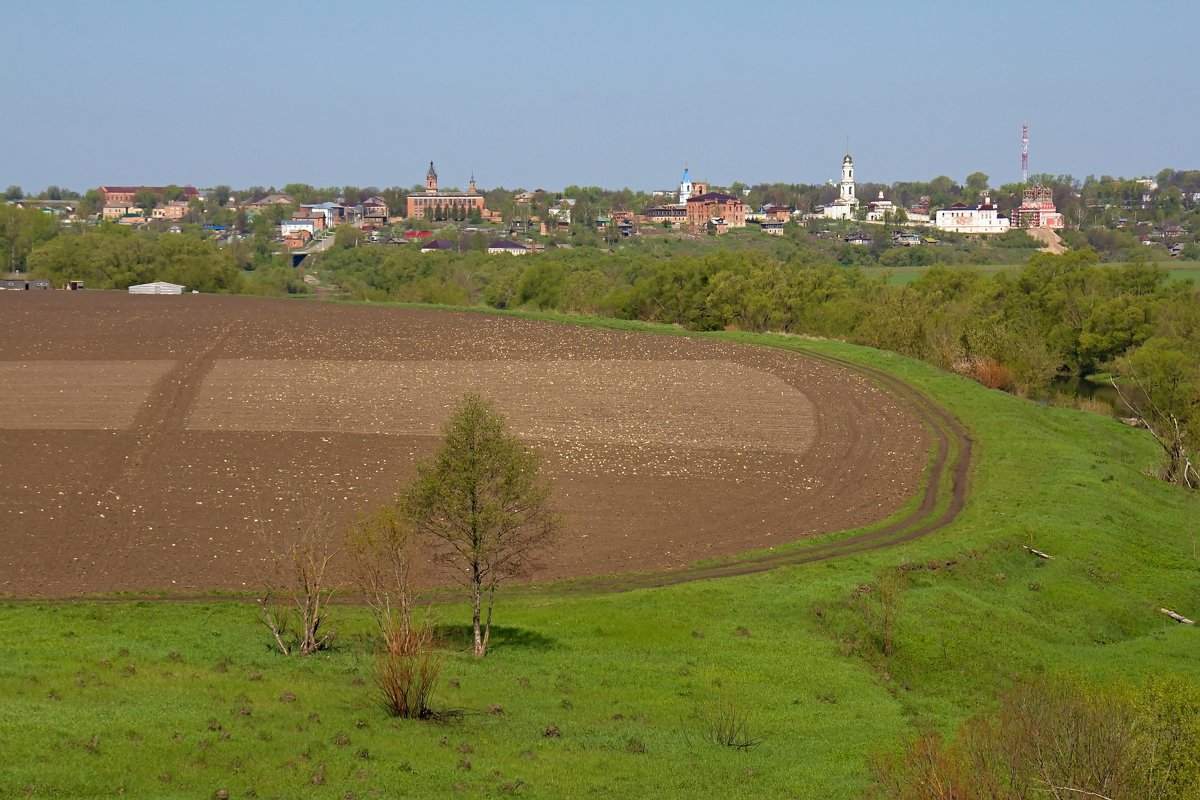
[{"xmin": 1021, "ymin": 123, "xmax": 1029, "ymax": 184}]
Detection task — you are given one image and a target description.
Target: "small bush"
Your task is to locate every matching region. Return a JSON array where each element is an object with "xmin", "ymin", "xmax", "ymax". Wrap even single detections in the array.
[
  {"xmin": 959, "ymin": 357, "xmax": 1015, "ymax": 391},
  {"xmin": 374, "ymin": 618, "xmax": 441, "ymax": 720},
  {"xmin": 867, "ymin": 676, "xmax": 1200, "ymax": 800},
  {"xmin": 696, "ymin": 698, "xmax": 764, "ymax": 750}
]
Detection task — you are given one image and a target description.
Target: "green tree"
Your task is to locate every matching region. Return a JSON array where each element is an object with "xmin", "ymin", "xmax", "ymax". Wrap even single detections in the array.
[
  {"xmin": 4, "ymin": 185, "xmax": 23, "ymax": 201},
  {"xmin": 964, "ymin": 171, "xmax": 989, "ymax": 198},
  {"xmin": 1115, "ymin": 337, "xmax": 1200, "ymax": 487},
  {"xmin": 133, "ymin": 188, "xmax": 158, "ymax": 214},
  {"xmin": 333, "ymin": 223, "xmax": 366, "ymax": 250},
  {"xmin": 516, "ymin": 261, "xmax": 567, "ymax": 309},
  {"xmin": 78, "ymin": 188, "xmax": 103, "ymax": 218},
  {"xmin": 282, "ymin": 183, "xmax": 316, "ymax": 204},
  {"xmin": 0, "ymin": 204, "xmax": 59, "ymax": 272},
  {"xmin": 401, "ymin": 394, "xmax": 559, "ymax": 657},
  {"xmin": 1137, "ymin": 674, "xmax": 1200, "ymax": 799}
]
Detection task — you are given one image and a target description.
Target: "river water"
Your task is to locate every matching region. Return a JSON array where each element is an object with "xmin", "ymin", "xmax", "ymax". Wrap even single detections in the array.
[{"xmin": 1050, "ymin": 375, "xmax": 1146, "ymax": 417}]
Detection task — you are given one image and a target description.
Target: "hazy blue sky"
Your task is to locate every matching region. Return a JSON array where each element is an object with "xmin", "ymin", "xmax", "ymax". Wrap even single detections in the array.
[{"xmin": 2, "ymin": 1, "xmax": 1195, "ymax": 193}]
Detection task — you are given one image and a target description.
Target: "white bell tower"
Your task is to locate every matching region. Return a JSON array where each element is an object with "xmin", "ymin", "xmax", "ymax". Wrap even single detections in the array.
[
  {"xmin": 840, "ymin": 153, "xmax": 855, "ymax": 204},
  {"xmin": 679, "ymin": 166, "xmax": 693, "ymax": 205}
]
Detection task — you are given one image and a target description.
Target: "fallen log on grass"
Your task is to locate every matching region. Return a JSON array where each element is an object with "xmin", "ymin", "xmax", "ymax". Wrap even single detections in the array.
[
  {"xmin": 1161, "ymin": 608, "xmax": 1195, "ymax": 625},
  {"xmin": 1023, "ymin": 546, "xmax": 1053, "ymax": 560}
]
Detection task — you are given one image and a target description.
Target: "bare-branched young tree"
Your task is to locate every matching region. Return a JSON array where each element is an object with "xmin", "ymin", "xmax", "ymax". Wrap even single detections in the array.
[
  {"xmin": 345, "ymin": 505, "xmax": 442, "ymax": 718},
  {"xmin": 402, "ymin": 394, "xmax": 559, "ymax": 658},
  {"xmin": 1113, "ymin": 341, "xmax": 1200, "ymax": 489},
  {"xmin": 257, "ymin": 507, "xmax": 338, "ymax": 656},
  {"xmin": 346, "ymin": 506, "xmax": 417, "ymax": 636}
]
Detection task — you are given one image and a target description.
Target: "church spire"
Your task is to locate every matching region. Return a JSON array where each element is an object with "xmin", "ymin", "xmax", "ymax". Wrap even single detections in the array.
[
  {"xmin": 679, "ymin": 164, "xmax": 694, "ymax": 205},
  {"xmin": 425, "ymin": 161, "xmax": 438, "ymax": 193}
]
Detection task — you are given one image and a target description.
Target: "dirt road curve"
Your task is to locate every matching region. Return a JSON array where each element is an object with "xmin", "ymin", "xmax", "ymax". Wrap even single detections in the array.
[{"xmin": 0, "ymin": 294, "xmax": 942, "ymax": 598}]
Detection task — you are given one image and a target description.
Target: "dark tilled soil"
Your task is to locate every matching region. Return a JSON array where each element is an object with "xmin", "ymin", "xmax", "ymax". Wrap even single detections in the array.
[{"xmin": 0, "ymin": 293, "xmax": 928, "ymax": 597}]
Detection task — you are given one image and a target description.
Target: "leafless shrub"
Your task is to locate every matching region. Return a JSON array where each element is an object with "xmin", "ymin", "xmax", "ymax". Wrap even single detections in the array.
[
  {"xmin": 257, "ymin": 507, "xmax": 338, "ymax": 656},
  {"xmin": 345, "ymin": 506, "xmax": 417, "ymax": 636},
  {"xmin": 345, "ymin": 505, "xmax": 440, "ymax": 719},
  {"xmin": 695, "ymin": 698, "xmax": 764, "ymax": 751}
]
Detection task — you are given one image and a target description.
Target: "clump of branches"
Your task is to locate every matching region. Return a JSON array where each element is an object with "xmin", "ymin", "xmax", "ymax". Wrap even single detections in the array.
[
  {"xmin": 374, "ymin": 617, "xmax": 442, "ymax": 719},
  {"xmin": 257, "ymin": 507, "xmax": 338, "ymax": 656},
  {"xmin": 847, "ymin": 567, "xmax": 907, "ymax": 663},
  {"xmin": 345, "ymin": 507, "xmax": 416, "ymax": 636},
  {"xmin": 346, "ymin": 506, "xmax": 442, "ymax": 719},
  {"xmin": 694, "ymin": 697, "xmax": 765, "ymax": 751}
]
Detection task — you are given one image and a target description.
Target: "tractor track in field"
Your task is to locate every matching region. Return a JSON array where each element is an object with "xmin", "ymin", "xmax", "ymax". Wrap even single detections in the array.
[{"xmin": 549, "ymin": 345, "xmax": 974, "ymax": 595}]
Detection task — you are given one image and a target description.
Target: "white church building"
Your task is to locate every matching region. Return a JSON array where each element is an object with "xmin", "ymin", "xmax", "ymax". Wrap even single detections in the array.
[
  {"xmin": 677, "ymin": 167, "xmax": 707, "ymax": 205},
  {"xmin": 821, "ymin": 153, "xmax": 860, "ymax": 220},
  {"xmin": 934, "ymin": 195, "xmax": 1011, "ymax": 234}
]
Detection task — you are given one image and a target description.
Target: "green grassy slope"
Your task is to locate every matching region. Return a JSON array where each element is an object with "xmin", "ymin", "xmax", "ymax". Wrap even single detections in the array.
[{"xmin": 2, "ymin": 322, "xmax": 1196, "ymax": 799}]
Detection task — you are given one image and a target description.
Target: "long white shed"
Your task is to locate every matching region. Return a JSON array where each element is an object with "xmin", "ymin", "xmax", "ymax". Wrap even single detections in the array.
[{"xmin": 128, "ymin": 281, "xmax": 187, "ymax": 295}]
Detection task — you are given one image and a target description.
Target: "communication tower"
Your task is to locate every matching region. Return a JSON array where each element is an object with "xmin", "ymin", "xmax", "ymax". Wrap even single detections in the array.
[{"xmin": 1021, "ymin": 123, "xmax": 1029, "ymax": 183}]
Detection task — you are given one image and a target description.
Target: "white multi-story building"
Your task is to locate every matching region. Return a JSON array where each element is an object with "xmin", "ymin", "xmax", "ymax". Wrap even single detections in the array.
[
  {"xmin": 280, "ymin": 219, "xmax": 318, "ymax": 237},
  {"xmin": 934, "ymin": 196, "xmax": 1011, "ymax": 234}
]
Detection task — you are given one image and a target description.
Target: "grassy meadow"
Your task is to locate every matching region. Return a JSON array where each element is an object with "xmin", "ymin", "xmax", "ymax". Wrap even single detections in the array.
[{"xmin": 2, "ymin": 319, "xmax": 1197, "ymax": 799}]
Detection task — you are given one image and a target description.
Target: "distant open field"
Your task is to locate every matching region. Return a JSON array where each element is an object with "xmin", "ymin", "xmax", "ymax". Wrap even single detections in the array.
[
  {"xmin": 0, "ymin": 293, "xmax": 928, "ymax": 597},
  {"xmin": 863, "ymin": 260, "xmax": 1200, "ymax": 284}
]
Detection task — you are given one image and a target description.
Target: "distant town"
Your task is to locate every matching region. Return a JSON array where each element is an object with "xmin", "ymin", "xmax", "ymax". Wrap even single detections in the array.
[{"xmin": 6, "ymin": 150, "xmax": 1199, "ymax": 261}]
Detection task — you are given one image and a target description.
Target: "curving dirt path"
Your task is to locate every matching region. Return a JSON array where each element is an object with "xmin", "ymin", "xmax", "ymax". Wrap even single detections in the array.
[
  {"xmin": 554, "ymin": 342, "xmax": 973, "ymax": 595},
  {"xmin": 0, "ymin": 294, "xmax": 968, "ymax": 599}
]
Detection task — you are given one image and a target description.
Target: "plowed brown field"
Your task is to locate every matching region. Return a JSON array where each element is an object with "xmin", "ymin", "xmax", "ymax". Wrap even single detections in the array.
[{"xmin": 0, "ymin": 293, "xmax": 927, "ymax": 597}]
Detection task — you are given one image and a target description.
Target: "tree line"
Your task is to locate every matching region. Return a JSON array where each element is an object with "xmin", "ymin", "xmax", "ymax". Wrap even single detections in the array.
[{"xmin": 22, "ymin": 222, "xmax": 306, "ymax": 295}]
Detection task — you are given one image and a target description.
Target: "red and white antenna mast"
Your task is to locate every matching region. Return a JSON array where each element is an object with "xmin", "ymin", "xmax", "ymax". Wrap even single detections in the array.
[{"xmin": 1021, "ymin": 122, "xmax": 1029, "ymax": 183}]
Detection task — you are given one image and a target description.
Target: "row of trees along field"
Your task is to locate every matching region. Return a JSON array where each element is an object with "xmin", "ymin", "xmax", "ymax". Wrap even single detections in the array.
[
  {"xmin": 3, "ymin": 209, "xmax": 308, "ymax": 295},
  {"xmin": 316, "ymin": 242, "xmax": 1200, "ymax": 487}
]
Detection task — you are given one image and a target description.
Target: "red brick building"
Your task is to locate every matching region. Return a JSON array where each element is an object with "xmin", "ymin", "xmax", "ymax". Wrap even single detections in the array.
[
  {"xmin": 1012, "ymin": 185, "xmax": 1065, "ymax": 229},
  {"xmin": 99, "ymin": 186, "xmax": 200, "ymax": 205},
  {"xmin": 405, "ymin": 162, "xmax": 486, "ymax": 218},
  {"xmin": 685, "ymin": 192, "xmax": 746, "ymax": 228}
]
